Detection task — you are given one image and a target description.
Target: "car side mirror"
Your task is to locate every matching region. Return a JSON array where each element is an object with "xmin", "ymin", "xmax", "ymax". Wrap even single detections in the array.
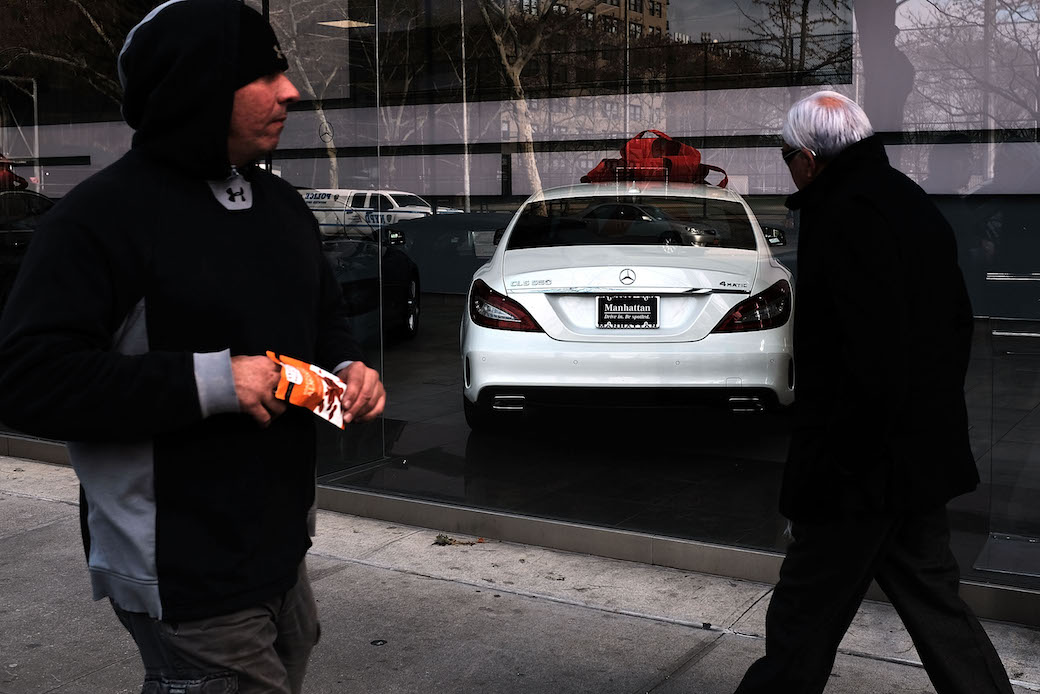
[
  {"xmin": 493, "ymin": 228, "xmax": 506, "ymax": 245},
  {"xmin": 762, "ymin": 226, "xmax": 787, "ymax": 247},
  {"xmin": 382, "ymin": 228, "xmax": 406, "ymax": 246}
]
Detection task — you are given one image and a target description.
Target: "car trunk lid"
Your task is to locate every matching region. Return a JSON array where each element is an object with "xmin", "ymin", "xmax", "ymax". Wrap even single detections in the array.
[{"xmin": 501, "ymin": 245, "xmax": 759, "ymax": 342}]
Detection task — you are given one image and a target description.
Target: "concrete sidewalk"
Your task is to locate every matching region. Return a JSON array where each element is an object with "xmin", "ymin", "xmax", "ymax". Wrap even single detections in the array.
[{"xmin": 1, "ymin": 457, "xmax": 1037, "ymax": 694}]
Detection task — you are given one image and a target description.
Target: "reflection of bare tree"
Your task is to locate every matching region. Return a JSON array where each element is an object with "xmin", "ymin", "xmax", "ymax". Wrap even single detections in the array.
[
  {"xmin": 361, "ymin": 0, "xmax": 435, "ymax": 184},
  {"xmin": 903, "ymin": 1, "xmax": 1040, "ymax": 131},
  {"xmin": 475, "ymin": 0, "xmax": 595, "ymax": 193},
  {"xmin": 267, "ymin": 0, "xmax": 354, "ymax": 187},
  {"xmin": 432, "ymin": 30, "xmax": 504, "ymax": 138},
  {"xmin": 900, "ymin": 2, "xmax": 1040, "ymax": 319},
  {"xmin": 739, "ymin": 0, "xmax": 852, "ymax": 86},
  {"xmin": 431, "ymin": 25, "xmax": 504, "ymax": 202},
  {"xmin": 0, "ymin": 0, "xmax": 150, "ymax": 106}
]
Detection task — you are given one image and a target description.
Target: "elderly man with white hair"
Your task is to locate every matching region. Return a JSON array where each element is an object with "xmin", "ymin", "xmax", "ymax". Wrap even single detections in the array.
[{"xmin": 733, "ymin": 91, "xmax": 1013, "ymax": 694}]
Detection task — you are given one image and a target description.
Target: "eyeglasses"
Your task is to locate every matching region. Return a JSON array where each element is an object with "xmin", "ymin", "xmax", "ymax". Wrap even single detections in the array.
[{"xmin": 781, "ymin": 147, "xmax": 816, "ymax": 164}]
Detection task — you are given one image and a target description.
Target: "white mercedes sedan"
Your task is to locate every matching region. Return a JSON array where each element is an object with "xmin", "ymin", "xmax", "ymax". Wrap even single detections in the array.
[{"xmin": 460, "ymin": 181, "xmax": 794, "ymax": 430}]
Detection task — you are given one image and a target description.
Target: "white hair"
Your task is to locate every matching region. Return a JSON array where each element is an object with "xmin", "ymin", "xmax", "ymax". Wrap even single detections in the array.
[{"xmin": 782, "ymin": 91, "xmax": 874, "ymax": 160}]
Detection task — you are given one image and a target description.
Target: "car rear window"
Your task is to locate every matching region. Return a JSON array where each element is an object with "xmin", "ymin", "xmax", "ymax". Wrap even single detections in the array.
[{"xmin": 506, "ymin": 195, "xmax": 757, "ymax": 251}]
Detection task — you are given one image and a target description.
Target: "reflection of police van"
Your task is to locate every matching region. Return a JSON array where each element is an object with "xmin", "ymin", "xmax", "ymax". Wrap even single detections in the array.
[{"xmin": 300, "ymin": 189, "xmax": 458, "ymax": 236}]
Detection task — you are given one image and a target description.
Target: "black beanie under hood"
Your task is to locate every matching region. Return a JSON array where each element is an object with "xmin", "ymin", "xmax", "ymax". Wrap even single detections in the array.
[
  {"xmin": 119, "ymin": 0, "xmax": 287, "ymax": 179},
  {"xmin": 235, "ymin": 4, "xmax": 289, "ymax": 89}
]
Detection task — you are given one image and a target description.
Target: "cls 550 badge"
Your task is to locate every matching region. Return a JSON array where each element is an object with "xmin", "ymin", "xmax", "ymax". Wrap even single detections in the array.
[{"xmin": 509, "ymin": 279, "xmax": 553, "ymax": 288}]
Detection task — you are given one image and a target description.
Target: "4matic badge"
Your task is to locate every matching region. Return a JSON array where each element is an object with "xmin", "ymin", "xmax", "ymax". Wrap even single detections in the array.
[{"xmin": 719, "ymin": 280, "xmax": 750, "ymax": 289}]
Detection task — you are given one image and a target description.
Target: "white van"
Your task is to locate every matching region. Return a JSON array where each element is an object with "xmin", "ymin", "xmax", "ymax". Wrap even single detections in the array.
[{"xmin": 300, "ymin": 189, "xmax": 458, "ymax": 236}]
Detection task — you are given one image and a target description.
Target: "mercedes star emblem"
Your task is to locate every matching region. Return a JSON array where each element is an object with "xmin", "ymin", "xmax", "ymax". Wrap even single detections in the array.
[
  {"xmin": 319, "ymin": 121, "xmax": 335, "ymax": 143},
  {"xmin": 619, "ymin": 269, "xmax": 636, "ymax": 285}
]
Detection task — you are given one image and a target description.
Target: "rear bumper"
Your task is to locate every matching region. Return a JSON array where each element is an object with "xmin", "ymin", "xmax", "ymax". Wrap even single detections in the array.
[
  {"xmin": 462, "ymin": 323, "xmax": 795, "ymax": 409},
  {"xmin": 470, "ymin": 386, "xmax": 785, "ymax": 412}
]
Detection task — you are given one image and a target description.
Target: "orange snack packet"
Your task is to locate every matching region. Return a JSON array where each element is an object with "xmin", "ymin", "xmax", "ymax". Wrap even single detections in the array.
[{"xmin": 266, "ymin": 351, "xmax": 346, "ymax": 429}]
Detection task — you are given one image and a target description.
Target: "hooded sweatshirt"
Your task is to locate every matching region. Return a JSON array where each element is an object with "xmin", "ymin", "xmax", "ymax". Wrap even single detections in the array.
[{"xmin": 0, "ymin": 0, "xmax": 361, "ymax": 621}]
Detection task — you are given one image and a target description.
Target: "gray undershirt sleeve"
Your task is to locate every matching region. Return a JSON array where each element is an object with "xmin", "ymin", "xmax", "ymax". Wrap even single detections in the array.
[{"xmin": 193, "ymin": 349, "xmax": 240, "ymax": 417}]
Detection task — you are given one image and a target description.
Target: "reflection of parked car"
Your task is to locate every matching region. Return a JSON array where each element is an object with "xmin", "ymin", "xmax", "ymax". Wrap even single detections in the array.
[
  {"xmin": 0, "ymin": 190, "xmax": 54, "ymax": 314},
  {"xmin": 388, "ymin": 212, "xmax": 514, "ymax": 294},
  {"xmin": 576, "ymin": 202, "xmax": 723, "ymax": 247},
  {"xmin": 323, "ymin": 228, "xmax": 421, "ymax": 343},
  {"xmin": 460, "ymin": 182, "xmax": 794, "ymax": 430},
  {"xmin": 579, "ymin": 201, "xmax": 671, "ymax": 223},
  {"xmin": 301, "ymin": 188, "xmax": 461, "ymax": 236}
]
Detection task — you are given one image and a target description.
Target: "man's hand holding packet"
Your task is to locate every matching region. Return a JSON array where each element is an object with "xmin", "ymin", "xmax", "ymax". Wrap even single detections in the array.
[{"xmin": 266, "ymin": 351, "xmax": 347, "ymax": 428}]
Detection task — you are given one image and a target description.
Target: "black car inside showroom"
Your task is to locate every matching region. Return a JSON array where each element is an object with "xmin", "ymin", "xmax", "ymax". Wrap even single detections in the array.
[{"xmin": 1, "ymin": 0, "xmax": 1038, "ymax": 625}]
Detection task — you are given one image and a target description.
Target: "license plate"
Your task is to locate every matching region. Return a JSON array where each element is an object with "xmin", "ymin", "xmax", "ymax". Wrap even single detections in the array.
[{"xmin": 597, "ymin": 295, "xmax": 659, "ymax": 329}]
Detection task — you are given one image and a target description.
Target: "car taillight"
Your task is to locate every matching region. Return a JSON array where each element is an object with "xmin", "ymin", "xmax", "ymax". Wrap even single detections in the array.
[
  {"xmin": 712, "ymin": 279, "xmax": 791, "ymax": 333},
  {"xmin": 469, "ymin": 279, "xmax": 543, "ymax": 332}
]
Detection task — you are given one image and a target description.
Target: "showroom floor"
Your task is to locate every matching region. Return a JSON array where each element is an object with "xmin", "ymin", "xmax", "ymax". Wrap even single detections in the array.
[{"xmin": 319, "ymin": 294, "xmax": 1040, "ymax": 592}]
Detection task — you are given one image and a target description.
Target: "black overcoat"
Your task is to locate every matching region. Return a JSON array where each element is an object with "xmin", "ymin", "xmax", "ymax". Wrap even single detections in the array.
[{"xmin": 780, "ymin": 135, "xmax": 980, "ymax": 521}]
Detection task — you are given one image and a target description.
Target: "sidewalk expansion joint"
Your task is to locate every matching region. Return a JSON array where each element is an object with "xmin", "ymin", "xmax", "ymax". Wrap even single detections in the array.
[
  {"xmin": 307, "ymin": 548, "xmax": 754, "ymax": 635},
  {"xmin": 0, "ymin": 489, "xmax": 78, "ymax": 508},
  {"xmin": 0, "ymin": 509, "xmax": 78, "ymax": 544},
  {"xmin": 354, "ymin": 528, "xmax": 425, "ymax": 561},
  {"xmin": 640, "ymin": 632, "xmax": 727, "ymax": 693},
  {"xmin": 729, "ymin": 585, "xmax": 773, "ymax": 627},
  {"xmin": 825, "ymin": 647, "xmax": 1040, "ymax": 692},
  {"xmin": 38, "ymin": 654, "xmax": 140, "ymax": 694}
]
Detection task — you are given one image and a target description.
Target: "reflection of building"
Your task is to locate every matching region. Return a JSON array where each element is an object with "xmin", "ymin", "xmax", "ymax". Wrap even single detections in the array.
[
  {"xmin": 524, "ymin": 0, "xmax": 668, "ymax": 39},
  {"xmin": 594, "ymin": 0, "xmax": 667, "ymax": 39}
]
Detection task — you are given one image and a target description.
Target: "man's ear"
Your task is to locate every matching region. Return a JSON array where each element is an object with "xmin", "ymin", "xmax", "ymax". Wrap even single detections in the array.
[{"xmin": 805, "ymin": 152, "xmax": 825, "ymax": 182}]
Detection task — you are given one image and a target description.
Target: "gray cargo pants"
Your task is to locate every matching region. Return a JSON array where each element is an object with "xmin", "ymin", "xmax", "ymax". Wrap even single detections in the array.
[{"xmin": 112, "ymin": 561, "xmax": 320, "ymax": 694}]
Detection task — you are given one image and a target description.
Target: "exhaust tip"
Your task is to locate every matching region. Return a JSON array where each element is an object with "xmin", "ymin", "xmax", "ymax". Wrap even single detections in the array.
[
  {"xmin": 728, "ymin": 396, "xmax": 764, "ymax": 413},
  {"xmin": 492, "ymin": 395, "xmax": 526, "ymax": 412}
]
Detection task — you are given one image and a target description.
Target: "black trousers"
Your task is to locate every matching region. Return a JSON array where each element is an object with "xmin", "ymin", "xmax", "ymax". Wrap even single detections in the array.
[{"xmin": 734, "ymin": 507, "xmax": 1013, "ymax": 694}]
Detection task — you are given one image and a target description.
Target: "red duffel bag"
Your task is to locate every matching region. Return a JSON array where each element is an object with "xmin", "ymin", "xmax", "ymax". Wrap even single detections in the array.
[{"xmin": 582, "ymin": 129, "xmax": 728, "ymax": 188}]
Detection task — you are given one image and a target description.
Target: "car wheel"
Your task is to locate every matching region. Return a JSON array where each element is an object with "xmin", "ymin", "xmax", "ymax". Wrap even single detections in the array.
[
  {"xmin": 401, "ymin": 275, "xmax": 420, "ymax": 339},
  {"xmin": 658, "ymin": 229, "xmax": 682, "ymax": 245}
]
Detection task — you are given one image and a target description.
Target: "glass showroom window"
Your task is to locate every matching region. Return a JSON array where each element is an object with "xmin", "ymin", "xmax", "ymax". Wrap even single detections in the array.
[
  {"xmin": 298, "ymin": 0, "xmax": 1040, "ymax": 602},
  {"xmin": 0, "ymin": 0, "xmax": 1037, "ymax": 609}
]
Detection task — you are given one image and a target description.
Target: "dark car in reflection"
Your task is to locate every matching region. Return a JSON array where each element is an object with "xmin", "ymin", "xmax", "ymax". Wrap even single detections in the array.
[
  {"xmin": 0, "ymin": 190, "xmax": 55, "ymax": 314},
  {"xmin": 322, "ymin": 227, "xmax": 421, "ymax": 346},
  {"xmin": 387, "ymin": 211, "xmax": 515, "ymax": 294}
]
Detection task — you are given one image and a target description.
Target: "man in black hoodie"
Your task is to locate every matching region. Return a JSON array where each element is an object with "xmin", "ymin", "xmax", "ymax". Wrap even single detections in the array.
[
  {"xmin": 0, "ymin": 2, "xmax": 384, "ymax": 692},
  {"xmin": 733, "ymin": 91, "xmax": 1012, "ymax": 694}
]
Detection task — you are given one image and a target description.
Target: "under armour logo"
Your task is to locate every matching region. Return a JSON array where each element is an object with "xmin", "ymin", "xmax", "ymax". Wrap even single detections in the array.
[
  {"xmin": 227, "ymin": 187, "xmax": 246, "ymax": 203},
  {"xmin": 274, "ymin": 45, "xmax": 284, "ymax": 60}
]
